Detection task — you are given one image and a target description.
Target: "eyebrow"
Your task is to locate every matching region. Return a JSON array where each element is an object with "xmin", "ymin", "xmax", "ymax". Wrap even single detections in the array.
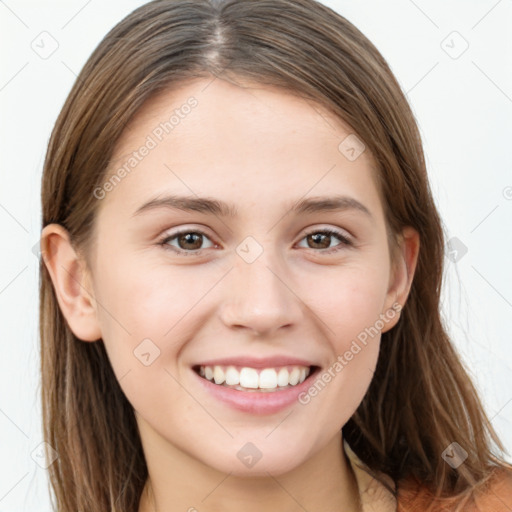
[{"xmin": 132, "ymin": 194, "xmax": 372, "ymax": 218}]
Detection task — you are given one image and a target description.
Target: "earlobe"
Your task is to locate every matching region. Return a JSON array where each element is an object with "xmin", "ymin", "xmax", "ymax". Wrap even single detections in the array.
[
  {"xmin": 41, "ymin": 224, "xmax": 102, "ymax": 342},
  {"xmin": 382, "ymin": 226, "xmax": 420, "ymax": 332}
]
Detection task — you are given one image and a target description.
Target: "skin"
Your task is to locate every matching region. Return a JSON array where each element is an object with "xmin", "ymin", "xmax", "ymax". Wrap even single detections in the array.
[{"xmin": 42, "ymin": 75, "xmax": 419, "ymax": 512}]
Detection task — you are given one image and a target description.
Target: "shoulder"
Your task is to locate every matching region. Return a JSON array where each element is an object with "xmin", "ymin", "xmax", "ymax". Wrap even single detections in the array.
[
  {"xmin": 473, "ymin": 467, "xmax": 512, "ymax": 511},
  {"xmin": 397, "ymin": 467, "xmax": 512, "ymax": 512}
]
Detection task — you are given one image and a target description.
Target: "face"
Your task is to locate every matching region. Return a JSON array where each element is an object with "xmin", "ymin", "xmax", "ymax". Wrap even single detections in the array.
[{"xmin": 57, "ymin": 76, "xmax": 411, "ymax": 476}]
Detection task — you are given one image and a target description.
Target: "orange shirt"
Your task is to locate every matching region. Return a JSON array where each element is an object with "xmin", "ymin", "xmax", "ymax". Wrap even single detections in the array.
[{"xmin": 344, "ymin": 440, "xmax": 512, "ymax": 511}]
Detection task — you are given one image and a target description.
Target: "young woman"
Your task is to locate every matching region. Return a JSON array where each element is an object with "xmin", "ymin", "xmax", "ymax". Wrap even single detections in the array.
[{"xmin": 38, "ymin": 0, "xmax": 512, "ymax": 510}]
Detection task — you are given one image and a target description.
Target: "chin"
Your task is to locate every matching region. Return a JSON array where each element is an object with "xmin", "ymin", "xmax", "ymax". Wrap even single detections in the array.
[{"xmin": 202, "ymin": 447, "xmax": 308, "ymax": 478}]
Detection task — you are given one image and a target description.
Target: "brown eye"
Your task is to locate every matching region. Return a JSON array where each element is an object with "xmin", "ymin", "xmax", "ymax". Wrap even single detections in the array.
[
  {"xmin": 161, "ymin": 230, "xmax": 215, "ymax": 254},
  {"xmin": 297, "ymin": 228, "xmax": 352, "ymax": 252},
  {"xmin": 177, "ymin": 232, "xmax": 203, "ymax": 250},
  {"xmin": 307, "ymin": 232, "xmax": 332, "ymax": 249}
]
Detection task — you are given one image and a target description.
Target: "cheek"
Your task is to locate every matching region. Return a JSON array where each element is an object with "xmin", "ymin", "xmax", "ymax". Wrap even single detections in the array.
[
  {"xmin": 300, "ymin": 259, "xmax": 390, "ymax": 343},
  {"xmin": 296, "ymin": 266, "xmax": 387, "ymax": 433},
  {"xmin": 294, "ymin": 260, "xmax": 389, "ymax": 416},
  {"xmin": 92, "ymin": 253, "xmax": 224, "ymax": 369},
  {"xmin": 96, "ymin": 248, "xmax": 196, "ymax": 323},
  {"xmin": 90, "ymin": 257, "xmax": 197, "ymax": 417}
]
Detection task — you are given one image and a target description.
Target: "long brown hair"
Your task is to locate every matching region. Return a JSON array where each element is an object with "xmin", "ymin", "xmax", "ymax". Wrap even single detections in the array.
[{"xmin": 39, "ymin": 0, "xmax": 511, "ymax": 510}]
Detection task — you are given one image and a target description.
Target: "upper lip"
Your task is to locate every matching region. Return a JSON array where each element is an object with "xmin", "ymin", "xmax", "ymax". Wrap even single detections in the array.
[{"xmin": 192, "ymin": 356, "xmax": 319, "ymax": 369}]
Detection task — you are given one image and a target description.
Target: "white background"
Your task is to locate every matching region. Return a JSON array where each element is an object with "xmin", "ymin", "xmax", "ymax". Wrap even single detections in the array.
[{"xmin": 0, "ymin": 1, "xmax": 511, "ymax": 510}]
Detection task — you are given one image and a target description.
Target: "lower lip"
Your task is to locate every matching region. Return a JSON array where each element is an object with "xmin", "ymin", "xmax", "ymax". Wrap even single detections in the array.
[{"xmin": 192, "ymin": 367, "xmax": 320, "ymax": 415}]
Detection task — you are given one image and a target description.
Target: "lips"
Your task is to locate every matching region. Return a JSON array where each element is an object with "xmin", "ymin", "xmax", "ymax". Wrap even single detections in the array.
[{"xmin": 190, "ymin": 356, "xmax": 321, "ymax": 414}]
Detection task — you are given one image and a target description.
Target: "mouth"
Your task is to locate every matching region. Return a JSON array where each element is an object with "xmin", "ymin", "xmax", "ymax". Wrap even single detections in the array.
[{"xmin": 192, "ymin": 364, "xmax": 321, "ymax": 393}]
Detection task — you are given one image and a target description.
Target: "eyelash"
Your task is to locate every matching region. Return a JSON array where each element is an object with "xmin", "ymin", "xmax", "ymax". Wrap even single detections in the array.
[{"xmin": 158, "ymin": 228, "xmax": 353, "ymax": 256}]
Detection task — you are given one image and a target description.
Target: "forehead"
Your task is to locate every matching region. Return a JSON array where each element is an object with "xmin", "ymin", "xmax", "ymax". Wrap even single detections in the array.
[{"xmin": 98, "ymin": 76, "xmax": 383, "ymax": 221}]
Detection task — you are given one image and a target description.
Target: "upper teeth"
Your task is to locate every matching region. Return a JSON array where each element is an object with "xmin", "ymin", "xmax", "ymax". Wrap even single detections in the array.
[{"xmin": 198, "ymin": 365, "xmax": 311, "ymax": 390}]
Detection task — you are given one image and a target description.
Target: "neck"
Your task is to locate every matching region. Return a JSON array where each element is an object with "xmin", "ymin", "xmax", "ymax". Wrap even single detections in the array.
[{"xmin": 137, "ymin": 428, "xmax": 361, "ymax": 512}]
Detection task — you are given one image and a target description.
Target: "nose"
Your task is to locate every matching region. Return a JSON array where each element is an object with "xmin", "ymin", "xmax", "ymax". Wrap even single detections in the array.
[{"xmin": 218, "ymin": 251, "xmax": 303, "ymax": 337}]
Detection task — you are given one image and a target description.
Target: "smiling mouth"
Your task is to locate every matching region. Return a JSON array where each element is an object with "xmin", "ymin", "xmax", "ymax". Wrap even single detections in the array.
[{"xmin": 192, "ymin": 364, "xmax": 320, "ymax": 392}]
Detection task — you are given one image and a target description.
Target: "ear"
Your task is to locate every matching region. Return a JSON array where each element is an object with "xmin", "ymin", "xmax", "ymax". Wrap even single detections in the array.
[
  {"xmin": 381, "ymin": 226, "xmax": 420, "ymax": 332},
  {"xmin": 40, "ymin": 223, "xmax": 102, "ymax": 342}
]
